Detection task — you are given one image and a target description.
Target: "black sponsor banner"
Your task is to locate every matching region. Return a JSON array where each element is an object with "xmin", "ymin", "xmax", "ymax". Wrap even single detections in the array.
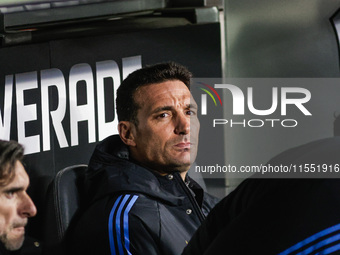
[{"xmin": 0, "ymin": 43, "xmax": 54, "ymax": 176}]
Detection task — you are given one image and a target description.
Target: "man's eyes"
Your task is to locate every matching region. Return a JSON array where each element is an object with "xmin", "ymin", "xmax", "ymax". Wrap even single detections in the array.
[
  {"xmin": 186, "ymin": 109, "xmax": 196, "ymax": 116},
  {"xmin": 3, "ymin": 188, "xmax": 23, "ymax": 199},
  {"xmin": 157, "ymin": 110, "xmax": 196, "ymax": 118},
  {"xmin": 5, "ymin": 191, "xmax": 15, "ymax": 199},
  {"xmin": 158, "ymin": 112, "xmax": 170, "ymax": 118}
]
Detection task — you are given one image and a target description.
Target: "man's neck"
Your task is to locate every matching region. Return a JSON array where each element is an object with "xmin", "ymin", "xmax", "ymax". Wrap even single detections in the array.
[{"xmin": 179, "ymin": 171, "xmax": 187, "ymax": 181}]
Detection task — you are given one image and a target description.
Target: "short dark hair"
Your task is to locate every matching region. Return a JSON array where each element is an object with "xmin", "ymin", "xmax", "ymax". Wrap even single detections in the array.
[
  {"xmin": 116, "ymin": 62, "xmax": 192, "ymax": 125},
  {"xmin": 0, "ymin": 140, "xmax": 24, "ymax": 186}
]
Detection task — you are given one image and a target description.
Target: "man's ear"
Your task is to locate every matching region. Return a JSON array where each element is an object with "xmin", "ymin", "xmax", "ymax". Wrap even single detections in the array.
[{"xmin": 118, "ymin": 121, "xmax": 137, "ymax": 147}]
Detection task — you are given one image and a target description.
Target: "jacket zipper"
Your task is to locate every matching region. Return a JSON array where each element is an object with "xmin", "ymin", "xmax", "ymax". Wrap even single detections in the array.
[{"xmin": 174, "ymin": 172, "xmax": 206, "ymax": 222}]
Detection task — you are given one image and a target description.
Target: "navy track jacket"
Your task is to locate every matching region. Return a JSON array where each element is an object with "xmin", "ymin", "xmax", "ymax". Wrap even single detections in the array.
[{"xmin": 64, "ymin": 135, "xmax": 218, "ymax": 255}]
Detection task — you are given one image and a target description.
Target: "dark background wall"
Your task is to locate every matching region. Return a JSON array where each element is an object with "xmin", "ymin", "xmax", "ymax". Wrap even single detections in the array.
[{"xmin": 225, "ymin": 0, "xmax": 340, "ymax": 78}]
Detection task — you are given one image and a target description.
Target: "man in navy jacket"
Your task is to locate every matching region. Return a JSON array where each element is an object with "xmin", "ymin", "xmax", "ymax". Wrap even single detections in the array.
[{"xmin": 65, "ymin": 62, "xmax": 218, "ymax": 255}]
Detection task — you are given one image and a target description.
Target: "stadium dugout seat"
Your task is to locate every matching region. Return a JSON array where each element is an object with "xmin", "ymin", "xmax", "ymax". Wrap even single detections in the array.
[{"xmin": 43, "ymin": 164, "xmax": 87, "ymax": 248}]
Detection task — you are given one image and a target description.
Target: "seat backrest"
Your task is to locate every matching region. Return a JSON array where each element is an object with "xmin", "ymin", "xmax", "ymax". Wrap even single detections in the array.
[{"xmin": 43, "ymin": 164, "xmax": 87, "ymax": 246}]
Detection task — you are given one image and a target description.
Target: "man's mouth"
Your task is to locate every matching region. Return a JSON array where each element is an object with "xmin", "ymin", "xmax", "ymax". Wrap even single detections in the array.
[
  {"xmin": 11, "ymin": 226, "xmax": 25, "ymax": 237},
  {"xmin": 12, "ymin": 222, "xmax": 27, "ymax": 234},
  {"xmin": 174, "ymin": 142, "xmax": 192, "ymax": 149}
]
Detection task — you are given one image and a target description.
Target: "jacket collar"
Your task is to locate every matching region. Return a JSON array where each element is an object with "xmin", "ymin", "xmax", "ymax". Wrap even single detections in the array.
[{"xmin": 84, "ymin": 135, "xmax": 203, "ymax": 207}]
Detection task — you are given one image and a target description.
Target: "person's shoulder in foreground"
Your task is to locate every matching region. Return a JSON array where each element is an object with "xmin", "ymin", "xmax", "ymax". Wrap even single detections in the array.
[
  {"xmin": 0, "ymin": 140, "xmax": 42, "ymax": 255},
  {"xmin": 64, "ymin": 62, "xmax": 219, "ymax": 255},
  {"xmin": 183, "ymin": 137, "xmax": 340, "ymax": 255}
]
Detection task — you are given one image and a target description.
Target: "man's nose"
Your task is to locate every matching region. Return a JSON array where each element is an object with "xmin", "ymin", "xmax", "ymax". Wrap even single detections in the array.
[
  {"xmin": 19, "ymin": 193, "xmax": 37, "ymax": 218},
  {"xmin": 174, "ymin": 113, "xmax": 190, "ymax": 135}
]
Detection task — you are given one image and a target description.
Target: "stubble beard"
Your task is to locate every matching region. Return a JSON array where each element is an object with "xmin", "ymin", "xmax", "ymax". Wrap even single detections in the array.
[{"xmin": 0, "ymin": 223, "xmax": 26, "ymax": 251}]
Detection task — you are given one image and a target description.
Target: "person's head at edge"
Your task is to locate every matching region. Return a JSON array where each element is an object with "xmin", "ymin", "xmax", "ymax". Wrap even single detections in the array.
[
  {"xmin": 0, "ymin": 140, "xmax": 37, "ymax": 251},
  {"xmin": 116, "ymin": 62, "xmax": 200, "ymax": 180}
]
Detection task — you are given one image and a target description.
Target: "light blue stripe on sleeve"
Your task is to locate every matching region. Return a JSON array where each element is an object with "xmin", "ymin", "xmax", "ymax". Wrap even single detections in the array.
[
  {"xmin": 316, "ymin": 243, "xmax": 340, "ymax": 255},
  {"xmin": 123, "ymin": 195, "xmax": 139, "ymax": 255},
  {"xmin": 108, "ymin": 195, "xmax": 123, "ymax": 255},
  {"xmin": 279, "ymin": 223, "xmax": 340, "ymax": 255},
  {"xmin": 116, "ymin": 195, "xmax": 130, "ymax": 255},
  {"xmin": 297, "ymin": 233, "xmax": 340, "ymax": 255}
]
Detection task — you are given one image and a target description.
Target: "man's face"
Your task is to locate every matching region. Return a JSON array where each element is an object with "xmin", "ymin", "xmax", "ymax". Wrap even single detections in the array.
[
  {"xmin": 0, "ymin": 161, "xmax": 37, "ymax": 251},
  {"xmin": 129, "ymin": 80, "xmax": 200, "ymax": 174}
]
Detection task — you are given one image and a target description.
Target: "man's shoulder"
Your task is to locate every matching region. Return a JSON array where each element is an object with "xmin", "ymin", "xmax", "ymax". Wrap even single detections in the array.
[
  {"xmin": 106, "ymin": 193, "xmax": 161, "ymax": 232},
  {"xmin": 83, "ymin": 192, "xmax": 161, "ymax": 221},
  {"xmin": 107, "ymin": 193, "xmax": 160, "ymax": 216},
  {"xmin": 64, "ymin": 192, "xmax": 161, "ymax": 254}
]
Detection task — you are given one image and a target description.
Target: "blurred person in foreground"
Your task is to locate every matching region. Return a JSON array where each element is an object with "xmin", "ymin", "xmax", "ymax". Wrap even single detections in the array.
[
  {"xmin": 0, "ymin": 140, "xmax": 41, "ymax": 255},
  {"xmin": 183, "ymin": 137, "xmax": 340, "ymax": 255}
]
